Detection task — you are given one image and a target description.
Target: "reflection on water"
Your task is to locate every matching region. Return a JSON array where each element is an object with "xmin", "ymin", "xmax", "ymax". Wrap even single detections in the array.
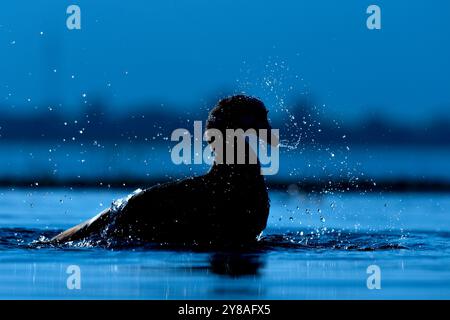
[
  {"xmin": 1, "ymin": 226, "xmax": 449, "ymax": 299},
  {"xmin": 209, "ymin": 253, "xmax": 265, "ymax": 277},
  {"xmin": 0, "ymin": 189, "xmax": 449, "ymax": 299},
  {"xmin": 2, "ymin": 143, "xmax": 450, "ymax": 183}
]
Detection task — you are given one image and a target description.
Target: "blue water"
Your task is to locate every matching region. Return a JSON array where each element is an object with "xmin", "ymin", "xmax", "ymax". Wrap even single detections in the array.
[
  {"xmin": 1, "ymin": 188, "xmax": 449, "ymax": 299},
  {"xmin": 3, "ymin": 142, "xmax": 450, "ymax": 182}
]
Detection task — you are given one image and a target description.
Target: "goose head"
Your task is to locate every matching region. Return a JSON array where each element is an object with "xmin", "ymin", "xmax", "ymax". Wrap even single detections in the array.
[
  {"xmin": 204, "ymin": 95, "xmax": 278, "ymax": 173},
  {"xmin": 205, "ymin": 95, "xmax": 276, "ymax": 146}
]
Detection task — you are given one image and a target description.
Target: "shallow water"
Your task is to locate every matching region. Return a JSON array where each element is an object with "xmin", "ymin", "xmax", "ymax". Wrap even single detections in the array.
[{"xmin": 0, "ymin": 188, "xmax": 449, "ymax": 299}]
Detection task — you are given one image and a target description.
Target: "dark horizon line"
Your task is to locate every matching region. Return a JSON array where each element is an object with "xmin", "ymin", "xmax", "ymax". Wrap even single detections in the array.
[{"xmin": 2, "ymin": 177, "xmax": 450, "ymax": 193}]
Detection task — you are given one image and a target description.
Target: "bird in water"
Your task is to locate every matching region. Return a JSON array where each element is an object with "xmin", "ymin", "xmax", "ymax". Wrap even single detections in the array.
[{"xmin": 51, "ymin": 95, "xmax": 277, "ymax": 246}]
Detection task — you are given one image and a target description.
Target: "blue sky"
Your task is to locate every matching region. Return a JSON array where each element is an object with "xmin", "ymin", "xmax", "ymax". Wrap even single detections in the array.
[{"xmin": 0, "ymin": 0, "xmax": 449, "ymax": 123}]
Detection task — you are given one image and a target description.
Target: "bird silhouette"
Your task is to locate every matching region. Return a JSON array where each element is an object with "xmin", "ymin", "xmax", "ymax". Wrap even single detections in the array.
[{"xmin": 52, "ymin": 95, "xmax": 276, "ymax": 246}]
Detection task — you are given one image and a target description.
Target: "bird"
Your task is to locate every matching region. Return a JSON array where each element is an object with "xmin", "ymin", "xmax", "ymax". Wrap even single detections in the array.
[{"xmin": 51, "ymin": 95, "xmax": 276, "ymax": 246}]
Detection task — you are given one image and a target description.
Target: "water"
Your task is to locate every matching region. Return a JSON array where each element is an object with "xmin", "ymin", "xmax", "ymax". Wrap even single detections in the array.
[
  {"xmin": 1, "ymin": 188, "xmax": 449, "ymax": 299},
  {"xmin": 2, "ymin": 142, "xmax": 450, "ymax": 183}
]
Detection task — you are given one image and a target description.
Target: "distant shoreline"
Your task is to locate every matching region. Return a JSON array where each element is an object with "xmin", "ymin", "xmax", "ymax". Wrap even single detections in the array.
[{"xmin": 2, "ymin": 178, "xmax": 450, "ymax": 193}]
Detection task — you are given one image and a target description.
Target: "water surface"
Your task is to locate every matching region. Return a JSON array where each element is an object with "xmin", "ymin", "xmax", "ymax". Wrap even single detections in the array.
[{"xmin": 0, "ymin": 188, "xmax": 449, "ymax": 299}]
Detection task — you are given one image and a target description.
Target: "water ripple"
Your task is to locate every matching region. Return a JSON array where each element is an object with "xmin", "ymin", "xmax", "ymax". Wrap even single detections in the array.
[{"xmin": 0, "ymin": 227, "xmax": 448, "ymax": 253}]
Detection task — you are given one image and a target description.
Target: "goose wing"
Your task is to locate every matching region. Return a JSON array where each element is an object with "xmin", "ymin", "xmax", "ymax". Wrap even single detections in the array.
[{"xmin": 51, "ymin": 208, "xmax": 111, "ymax": 243}]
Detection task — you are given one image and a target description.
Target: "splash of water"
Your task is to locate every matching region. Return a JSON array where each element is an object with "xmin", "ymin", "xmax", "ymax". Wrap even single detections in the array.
[{"xmin": 236, "ymin": 57, "xmax": 373, "ymax": 232}]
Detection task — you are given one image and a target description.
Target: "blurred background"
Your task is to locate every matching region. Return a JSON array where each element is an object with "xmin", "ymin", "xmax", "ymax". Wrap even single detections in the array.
[
  {"xmin": 1, "ymin": 0, "xmax": 450, "ymax": 191},
  {"xmin": 1, "ymin": 0, "xmax": 450, "ymax": 300}
]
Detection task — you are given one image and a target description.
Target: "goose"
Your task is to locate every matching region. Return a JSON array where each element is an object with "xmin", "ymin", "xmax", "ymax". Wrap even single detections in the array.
[{"xmin": 51, "ymin": 95, "xmax": 277, "ymax": 245}]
